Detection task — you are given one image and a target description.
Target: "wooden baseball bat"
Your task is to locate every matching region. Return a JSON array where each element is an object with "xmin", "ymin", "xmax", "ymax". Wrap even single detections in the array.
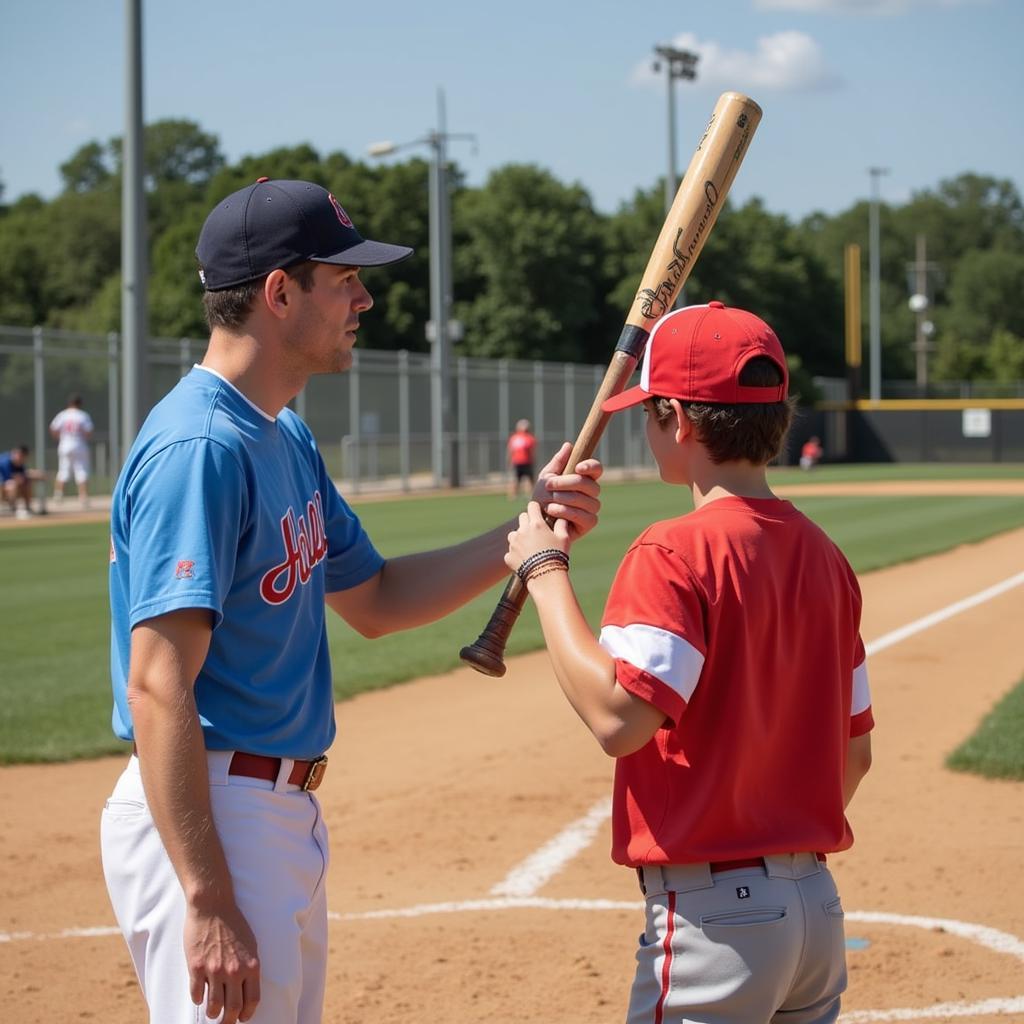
[{"xmin": 460, "ymin": 91, "xmax": 763, "ymax": 677}]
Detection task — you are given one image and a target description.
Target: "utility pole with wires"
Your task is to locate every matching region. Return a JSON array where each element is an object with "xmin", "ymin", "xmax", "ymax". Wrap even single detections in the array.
[{"xmin": 368, "ymin": 90, "xmax": 476, "ymax": 487}]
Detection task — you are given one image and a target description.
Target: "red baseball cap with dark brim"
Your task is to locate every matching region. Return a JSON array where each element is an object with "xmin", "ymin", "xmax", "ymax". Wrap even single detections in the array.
[{"xmin": 602, "ymin": 301, "xmax": 788, "ymax": 412}]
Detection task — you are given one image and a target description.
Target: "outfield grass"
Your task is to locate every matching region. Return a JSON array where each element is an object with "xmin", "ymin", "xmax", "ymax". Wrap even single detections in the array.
[
  {"xmin": 769, "ymin": 462, "xmax": 1024, "ymax": 483},
  {"xmin": 947, "ymin": 679, "xmax": 1024, "ymax": 781},
  {"xmin": 2, "ymin": 467, "xmax": 1023, "ymax": 763}
]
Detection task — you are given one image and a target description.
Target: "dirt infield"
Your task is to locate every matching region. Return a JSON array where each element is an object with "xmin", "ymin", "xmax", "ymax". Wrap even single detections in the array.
[{"xmin": 2, "ymin": 512, "xmax": 1023, "ymax": 1020}]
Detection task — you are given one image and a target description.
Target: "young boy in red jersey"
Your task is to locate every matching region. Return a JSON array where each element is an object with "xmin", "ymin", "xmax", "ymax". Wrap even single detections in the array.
[{"xmin": 506, "ymin": 301, "xmax": 873, "ymax": 1024}]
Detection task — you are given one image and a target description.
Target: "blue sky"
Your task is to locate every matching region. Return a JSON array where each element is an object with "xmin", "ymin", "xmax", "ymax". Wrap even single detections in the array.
[{"xmin": 2, "ymin": 0, "xmax": 1021, "ymax": 221}]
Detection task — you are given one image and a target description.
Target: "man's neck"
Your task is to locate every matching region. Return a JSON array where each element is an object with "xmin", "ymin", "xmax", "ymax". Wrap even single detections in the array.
[{"xmin": 201, "ymin": 328, "xmax": 304, "ymax": 418}]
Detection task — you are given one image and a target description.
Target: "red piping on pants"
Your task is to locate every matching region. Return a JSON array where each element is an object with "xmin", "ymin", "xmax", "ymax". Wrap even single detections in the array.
[{"xmin": 654, "ymin": 889, "xmax": 676, "ymax": 1024}]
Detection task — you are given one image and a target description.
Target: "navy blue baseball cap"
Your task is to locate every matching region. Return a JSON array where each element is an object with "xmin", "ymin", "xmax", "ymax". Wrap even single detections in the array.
[{"xmin": 196, "ymin": 178, "xmax": 413, "ymax": 291}]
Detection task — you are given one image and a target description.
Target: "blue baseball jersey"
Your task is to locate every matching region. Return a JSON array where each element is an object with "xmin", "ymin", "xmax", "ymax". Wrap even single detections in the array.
[
  {"xmin": 0, "ymin": 451, "xmax": 25, "ymax": 482},
  {"xmin": 109, "ymin": 366, "xmax": 383, "ymax": 758}
]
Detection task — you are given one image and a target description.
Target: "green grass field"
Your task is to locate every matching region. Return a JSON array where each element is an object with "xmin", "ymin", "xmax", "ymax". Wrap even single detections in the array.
[
  {"xmin": 947, "ymin": 678, "xmax": 1024, "ymax": 781},
  {"xmin": 2, "ymin": 464, "xmax": 1023, "ymax": 764},
  {"xmin": 80, "ymin": 457, "xmax": 1024, "ymax": 498},
  {"xmin": 768, "ymin": 462, "xmax": 1024, "ymax": 483}
]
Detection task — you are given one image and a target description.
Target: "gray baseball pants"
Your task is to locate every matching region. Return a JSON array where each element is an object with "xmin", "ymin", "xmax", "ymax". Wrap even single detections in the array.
[{"xmin": 628, "ymin": 852, "xmax": 846, "ymax": 1024}]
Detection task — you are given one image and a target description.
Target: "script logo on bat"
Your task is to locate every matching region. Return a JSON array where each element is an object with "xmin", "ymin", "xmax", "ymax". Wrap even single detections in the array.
[
  {"xmin": 695, "ymin": 113, "xmax": 716, "ymax": 152},
  {"xmin": 637, "ymin": 181, "xmax": 720, "ymax": 320}
]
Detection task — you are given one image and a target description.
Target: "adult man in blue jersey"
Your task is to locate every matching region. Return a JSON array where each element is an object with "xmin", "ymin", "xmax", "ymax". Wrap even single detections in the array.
[{"xmin": 100, "ymin": 179, "xmax": 603, "ymax": 1024}]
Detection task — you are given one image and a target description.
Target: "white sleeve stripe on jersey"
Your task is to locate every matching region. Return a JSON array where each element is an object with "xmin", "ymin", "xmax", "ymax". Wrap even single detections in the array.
[
  {"xmin": 598, "ymin": 623, "xmax": 705, "ymax": 703},
  {"xmin": 852, "ymin": 660, "xmax": 871, "ymax": 716}
]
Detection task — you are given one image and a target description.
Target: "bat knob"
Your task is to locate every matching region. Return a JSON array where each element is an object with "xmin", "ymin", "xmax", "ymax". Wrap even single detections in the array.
[
  {"xmin": 459, "ymin": 641, "xmax": 508, "ymax": 677},
  {"xmin": 460, "ymin": 590, "xmax": 526, "ymax": 677}
]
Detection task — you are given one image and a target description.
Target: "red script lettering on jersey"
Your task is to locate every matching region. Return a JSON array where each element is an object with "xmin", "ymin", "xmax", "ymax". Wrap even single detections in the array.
[{"xmin": 260, "ymin": 491, "xmax": 329, "ymax": 605}]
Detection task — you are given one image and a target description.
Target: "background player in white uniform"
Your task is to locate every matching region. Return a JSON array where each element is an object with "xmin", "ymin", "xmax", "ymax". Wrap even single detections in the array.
[
  {"xmin": 505, "ymin": 302, "xmax": 873, "ymax": 1023},
  {"xmin": 100, "ymin": 178, "xmax": 604, "ymax": 1024},
  {"xmin": 49, "ymin": 393, "xmax": 93, "ymax": 506}
]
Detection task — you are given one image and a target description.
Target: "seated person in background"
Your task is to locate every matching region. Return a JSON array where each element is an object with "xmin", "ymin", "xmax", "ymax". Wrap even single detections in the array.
[
  {"xmin": 800, "ymin": 435, "xmax": 824, "ymax": 470},
  {"xmin": 1, "ymin": 444, "xmax": 46, "ymax": 518}
]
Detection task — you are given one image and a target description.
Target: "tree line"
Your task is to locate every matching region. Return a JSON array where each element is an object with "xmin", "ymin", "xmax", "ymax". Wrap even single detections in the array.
[{"xmin": 2, "ymin": 118, "xmax": 1022, "ymax": 390}]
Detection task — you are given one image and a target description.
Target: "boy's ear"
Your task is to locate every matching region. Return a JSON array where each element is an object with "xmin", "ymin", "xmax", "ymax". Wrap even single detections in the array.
[{"xmin": 671, "ymin": 399, "xmax": 691, "ymax": 444}]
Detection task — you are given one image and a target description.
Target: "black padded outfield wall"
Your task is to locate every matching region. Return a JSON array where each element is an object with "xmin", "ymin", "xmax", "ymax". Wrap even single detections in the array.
[{"xmin": 802, "ymin": 405, "xmax": 1024, "ymax": 464}]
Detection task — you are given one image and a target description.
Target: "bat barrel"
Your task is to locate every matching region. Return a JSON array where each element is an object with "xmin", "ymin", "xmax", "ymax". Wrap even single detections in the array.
[
  {"xmin": 459, "ymin": 91, "xmax": 762, "ymax": 679},
  {"xmin": 625, "ymin": 92, "xmax": 762, "ymax": 329}
]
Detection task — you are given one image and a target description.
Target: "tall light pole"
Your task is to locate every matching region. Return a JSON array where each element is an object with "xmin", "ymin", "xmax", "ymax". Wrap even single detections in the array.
[
  {"xmin": 652, "ymin": 44, "xmax": 699, "ymax": 216},
  {"xmin": 652, "ymin": 44, "xmax": 698, "ymax": 308},
  {"xmin": 122, "ymin": 0, "xmax": 148, "ymax": 464},
  {"xmin": 867, "ymin": 166, "xmax": 889, "ymax": 402},
  {"xmin": 369, "ymin": 90, "xmax": 475, "ymax": 487}
]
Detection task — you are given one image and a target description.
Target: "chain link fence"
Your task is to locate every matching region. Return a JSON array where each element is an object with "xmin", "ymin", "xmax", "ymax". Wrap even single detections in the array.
[
  {"xmin": 0, "ymin": 326, "xmax": 659, "ymax": 494},
  {"xmin": 8, "ymin": 325, "xmax": 1019, "ymax": 495}
]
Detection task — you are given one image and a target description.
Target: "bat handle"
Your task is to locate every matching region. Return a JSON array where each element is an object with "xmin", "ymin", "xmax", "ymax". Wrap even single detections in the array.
[
  {"xmin": 459, "ymin": 574, "xmax": 528, "ymax": 677},
  {"xmin": 460, "ymin": 346, "xmax": 642, "ymax": 678}
]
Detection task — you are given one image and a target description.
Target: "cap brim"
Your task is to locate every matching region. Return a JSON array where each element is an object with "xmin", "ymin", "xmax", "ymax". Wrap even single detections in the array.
[
  {"xmin": 601, "ymin": 385, "xmax": 650, "ymax": 413},
  {"xmin": 313, "ymin": 239, "xmax": 414, "ymax": 268}
]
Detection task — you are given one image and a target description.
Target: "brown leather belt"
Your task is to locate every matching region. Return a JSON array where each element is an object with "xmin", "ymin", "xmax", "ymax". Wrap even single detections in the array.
[
  {"xmin": 131, "ymin": 745, "xmax": 328, "ymax": 792},
  {"xmin": 229, "ymin": 751, "xmax": 329, "ymax": 792}
]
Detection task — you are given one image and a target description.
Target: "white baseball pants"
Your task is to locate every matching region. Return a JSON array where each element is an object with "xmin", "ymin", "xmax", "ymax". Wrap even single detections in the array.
[
  {"xmin": 56, "ymin": 448, "xmax": 89, "ymax": 484},
  {"xmin": 101, "ymin": 752, "xmax": 330, "ymax": 1024}
]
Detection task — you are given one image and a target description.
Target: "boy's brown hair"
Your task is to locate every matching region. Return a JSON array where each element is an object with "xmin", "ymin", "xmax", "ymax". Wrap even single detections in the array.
[{"xmin": 651, "ymin": 356, "xmax": 795, "ymax": 465}]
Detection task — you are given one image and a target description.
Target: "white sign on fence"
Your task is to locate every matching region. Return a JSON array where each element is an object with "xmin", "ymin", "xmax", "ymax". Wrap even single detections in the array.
[{"xmin": 962, "ymin": 408, "xmax": 991, "ymax": 438}]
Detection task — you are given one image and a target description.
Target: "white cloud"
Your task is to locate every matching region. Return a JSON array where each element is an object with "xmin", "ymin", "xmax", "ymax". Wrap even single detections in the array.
[
  {"xmin": 632, "ymin": 31, "xmax": 841, "ymax": 93},
  {"xmin": 754, "ymin": 0, "xmax": 989, "ymax": 14}
]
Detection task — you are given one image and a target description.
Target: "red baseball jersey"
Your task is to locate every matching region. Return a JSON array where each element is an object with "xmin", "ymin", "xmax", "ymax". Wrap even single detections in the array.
[
  {"xmin": 599, "ymin": 496, "xmax": 872, "ymax": 867},
  {"xmin": 507, "ymin": 431, "xmax": 536, "ymax": 466}
]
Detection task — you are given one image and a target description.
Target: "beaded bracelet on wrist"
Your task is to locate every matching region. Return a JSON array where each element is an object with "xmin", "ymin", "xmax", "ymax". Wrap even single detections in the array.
[
  {"xmin": 516, "ymin": 548, "xmax": 569, "ymax": 584},
  {"xmin": 516, "ymin": 548, "xmax": 568, "ymax": 578},
  {"xmin": 518, "ymin": 556, "xmax": 567, "ymax": 584},
  {"xmin": 520, "ymin": 557, "xmax": 570, "ymax": 585},
  {"xmin": 518, "ymin": 547, "xmax": 567, "ymax": 572},
  {"xmin": 524, "ymin": 562, "xmax": 569, "ymax": 586}
]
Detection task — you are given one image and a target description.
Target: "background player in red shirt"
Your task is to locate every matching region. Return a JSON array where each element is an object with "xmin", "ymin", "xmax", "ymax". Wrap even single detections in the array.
[
  {"xmin": 507, "ymin": 418, "xmax": 538, "ymax": 499},
  {"xmin": 800, "ymin": 435, "xmax": 824, "ymax": 470},
  {"xmin": 506, "ymin": 301, "xmax": 873, "ymax": 1024}
]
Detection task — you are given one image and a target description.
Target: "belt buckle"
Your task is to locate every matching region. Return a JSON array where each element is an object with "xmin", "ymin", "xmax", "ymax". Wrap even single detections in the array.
[{"xmin": 301, "ymin": 755, "xmax": 328, "ymax": 792}]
